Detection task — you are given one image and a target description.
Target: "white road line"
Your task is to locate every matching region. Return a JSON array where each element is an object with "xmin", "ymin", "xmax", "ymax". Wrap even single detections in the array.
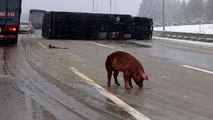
[
  {"xmin": 182, "ymin": 65, "xmax": 213, "ymax": 74},
  {"xmin": 69, "ymin": 67, "xmax": 151, "ymax": 120},
  {"xmin": 32, "ymin": 35, "xmax": 35, "ymax": 38},
  {"xmin": 90, "ymin": 42, "xmax": 115, "ymax": 49},
  {"xmin": 0, "ymin": 74, "xmax": 9, "ymax": 78},
  {"xmin": 38, "ymin": 41, "xmax": 47, "ymax": 49}
]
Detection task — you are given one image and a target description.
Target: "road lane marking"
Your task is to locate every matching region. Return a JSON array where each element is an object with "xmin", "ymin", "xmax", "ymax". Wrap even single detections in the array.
[
  {"xmin": 90, "ymin": 42, "xmax": 127, "ymax": 52},
  {"xmin": 38, "ymin": 41, "xmax": 47, "ymax": 49},
  {"xmin": 69, "ymin": 67, "xmax": 151, "ymax": 120},
  {"xmin": 32, "ymin": 35, "xmax": 35, "ymax": 38},
  {"xmin": 182, "ymin": 65, "xmax": 213, "ymax": 74},
  {"xmin": 90, "ymin": 42, "xmax": 115, "ymax": 49},
  {"xmin": 0, "ymin": 74, "xmax": 9, "ymax": 78}
]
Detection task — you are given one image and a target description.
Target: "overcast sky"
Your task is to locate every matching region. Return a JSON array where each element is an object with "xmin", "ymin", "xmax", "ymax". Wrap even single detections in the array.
[{"xmin": 22, "ymin": 0, "xmax": 142, "ymax": 16}]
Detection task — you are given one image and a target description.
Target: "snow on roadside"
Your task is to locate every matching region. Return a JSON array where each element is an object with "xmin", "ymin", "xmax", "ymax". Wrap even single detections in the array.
[
  {"xmin": 154, "ymin": 24, "xmax": 213, "ymax": 34},
  {"xmin": 154, "ymin": 37, "xmax": 213, "ymax": 48}
]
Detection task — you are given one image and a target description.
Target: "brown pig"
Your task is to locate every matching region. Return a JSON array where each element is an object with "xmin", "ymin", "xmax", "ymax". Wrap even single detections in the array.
[{"xmin": 105, "ymin": 51, "xmax": 148, "ymax": 89}]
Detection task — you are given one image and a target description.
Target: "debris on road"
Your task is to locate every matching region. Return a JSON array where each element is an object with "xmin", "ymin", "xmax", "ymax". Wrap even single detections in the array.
[{"xmin": 48, "ymin": 44, "xmax": 69, "ymax": 49}]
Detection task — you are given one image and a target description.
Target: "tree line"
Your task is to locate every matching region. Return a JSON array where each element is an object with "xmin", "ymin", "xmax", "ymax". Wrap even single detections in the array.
[{"xmin": 138, "ymin": 0, "xmax": 213, "ymax": 26}]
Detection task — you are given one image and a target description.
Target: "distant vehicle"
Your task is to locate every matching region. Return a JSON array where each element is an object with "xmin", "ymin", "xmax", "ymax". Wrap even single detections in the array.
[
  {"xmin": 0, "ymin": 0, "xmax": 22, "ymax": 44},
  {"xmin": 19, "ymin": 22, "xmax": 35, "ymax": 34},
  {"xmin": 29, "ymin": 9, "xmax": 46, "ymax": 29}
]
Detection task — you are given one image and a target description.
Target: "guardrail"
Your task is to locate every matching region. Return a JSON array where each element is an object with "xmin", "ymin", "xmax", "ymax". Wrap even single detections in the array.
[{"xmin": 153, "ymin": 31, "xmax": 213, "ymax": 42}]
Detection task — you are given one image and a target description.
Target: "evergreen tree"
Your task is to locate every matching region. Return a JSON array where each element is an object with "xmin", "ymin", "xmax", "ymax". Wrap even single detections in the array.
[
  {"xmin": 138, "ymin": 0, "xmax": 182, "ymax": 25},
  {"xmin": 206, "ymin": 0, "xmax": 213, "ymax": 20},
  {"xmin": 138, "ymin": 0, "xmax": 162, "ymax": 24},
  {"xmin": 138, "ymin": 0, "xmax": 208, "ymax": 25},
  {"xmin": 180, "ymin": 0, "xmax": 188, "ymax": 22},
  {"xmin": 186, "ymin": 0, "xmax": 205, "ymax": 22},
  {"xmin": 164, "ymin": 0, "xmax": 182, "ymax": 24}
]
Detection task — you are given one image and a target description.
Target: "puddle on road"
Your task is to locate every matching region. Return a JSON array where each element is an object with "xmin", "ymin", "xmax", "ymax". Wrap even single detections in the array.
[
  {"xmin": 141, "ymin": 46, "xmax": 213, "ymax": 71},
  {"xmin": 104, "ymin": 98, "xmax": 133, "ymax": 119}
]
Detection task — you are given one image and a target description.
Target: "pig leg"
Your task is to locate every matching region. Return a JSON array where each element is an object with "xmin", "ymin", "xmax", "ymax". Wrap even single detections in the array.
[
  {"xmin": 123, "ymin": 72, "xmax": 130, "ymax": 89},
  {"xmin": 129, "ymin": 77, "xmax": 133, "ymax": 88},
  {"xmin": 113, "ymin": 70, "xmax": 120, "ymax": 86},
  {"xmin": 107, "ymin": 70, "xmax": 112, "ymax": 87},
  {"xmin": 141, "ymin": 80, "xmax": 144, "ymax": 88}
]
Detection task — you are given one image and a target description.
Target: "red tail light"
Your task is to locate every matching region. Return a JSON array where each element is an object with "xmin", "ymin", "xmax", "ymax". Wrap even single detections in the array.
[
  {"xmin": 2, "ymin": 25, "xmax": 18, "ymax": 32},
  {"xmin": 8, "ymin": 27, "xmax": 17, "ymax": 32}
]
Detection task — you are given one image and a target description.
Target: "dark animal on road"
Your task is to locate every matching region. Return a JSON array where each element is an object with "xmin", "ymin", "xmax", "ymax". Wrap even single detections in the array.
[{"xmin": 105, "ymin": 51, "xmax": 149, "ymax": 89}]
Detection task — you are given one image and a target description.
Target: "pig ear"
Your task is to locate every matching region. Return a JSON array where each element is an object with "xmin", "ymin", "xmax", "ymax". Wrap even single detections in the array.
[{"xmin": 142, "ymin": 74, "xmax": 149, "ymax": 80}]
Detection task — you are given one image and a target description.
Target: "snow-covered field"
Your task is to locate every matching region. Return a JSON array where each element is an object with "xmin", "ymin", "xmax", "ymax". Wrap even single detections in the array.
[{"xmin": 154, "ymin": 24, "xmax": 213, "ymax": 34}]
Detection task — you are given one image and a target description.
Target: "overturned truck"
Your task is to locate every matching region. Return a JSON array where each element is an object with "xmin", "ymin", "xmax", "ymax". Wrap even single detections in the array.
[{"xmin": 42, "ymin": 12, "xmax": 153, "ymax": 40}]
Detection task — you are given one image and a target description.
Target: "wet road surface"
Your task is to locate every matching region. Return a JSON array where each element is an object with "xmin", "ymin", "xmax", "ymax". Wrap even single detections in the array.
[{"xmin": 1, "ymin": 33, "xmax": 213, "ymax": 120}]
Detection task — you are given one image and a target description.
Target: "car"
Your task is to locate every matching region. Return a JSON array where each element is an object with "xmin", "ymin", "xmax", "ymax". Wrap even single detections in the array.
[{"xmin": 19, "ymin": 22, "xmax": 35, "ymax": 34}]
